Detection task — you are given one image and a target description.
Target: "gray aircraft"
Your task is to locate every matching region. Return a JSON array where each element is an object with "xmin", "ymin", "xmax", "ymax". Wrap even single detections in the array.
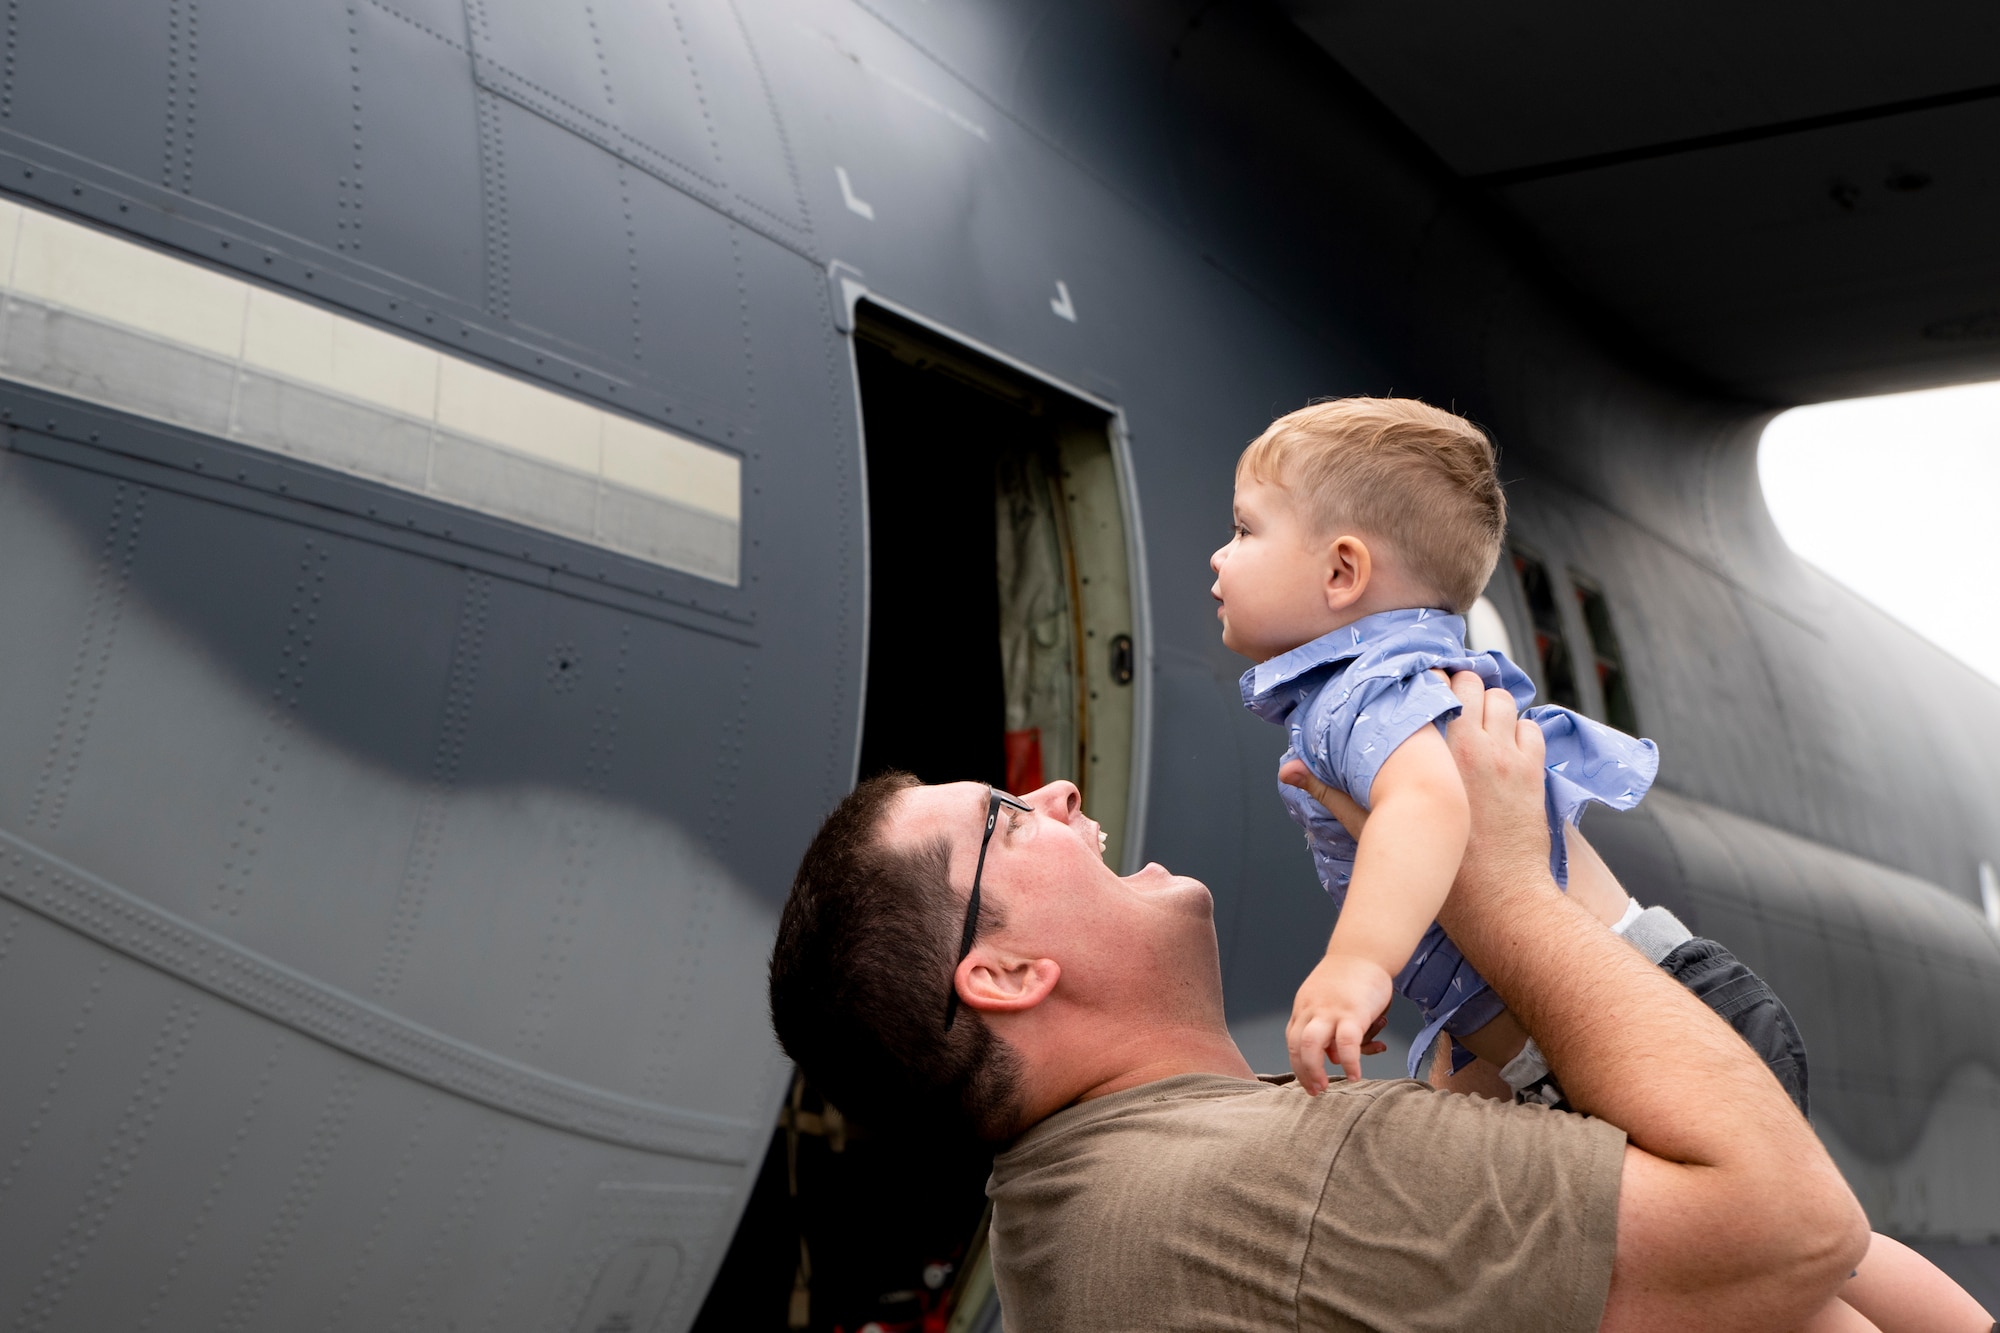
[{"xmin": 0, "ymin": 1, "xmax": 1995, "ymax": 1329}]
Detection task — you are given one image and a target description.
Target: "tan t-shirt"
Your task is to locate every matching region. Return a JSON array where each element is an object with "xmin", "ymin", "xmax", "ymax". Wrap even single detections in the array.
[{"xmin": 987, "ymin": 1073, "xmax": 1624, "ymax": 1332}]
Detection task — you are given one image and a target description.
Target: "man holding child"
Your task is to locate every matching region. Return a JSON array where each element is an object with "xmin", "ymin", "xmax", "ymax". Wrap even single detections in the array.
[{"xmin": 767, "ymin": 400, "xmax": 1990, "ymax": 1331}]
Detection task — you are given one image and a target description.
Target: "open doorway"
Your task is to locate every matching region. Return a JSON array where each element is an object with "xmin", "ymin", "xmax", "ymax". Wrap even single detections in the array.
[
  {"xmin": 693, "ymin": 304, "xmax": 1139, "ymax": 1332},
  {"xmin": 855, "ymin": 306, "xmax": 1137, "ymax": 858}
]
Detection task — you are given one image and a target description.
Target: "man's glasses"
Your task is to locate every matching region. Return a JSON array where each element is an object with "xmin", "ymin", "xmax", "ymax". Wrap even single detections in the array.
[{"xmin": 943, "ymin": 787, "xmax": 1036, "ymax": 1030}]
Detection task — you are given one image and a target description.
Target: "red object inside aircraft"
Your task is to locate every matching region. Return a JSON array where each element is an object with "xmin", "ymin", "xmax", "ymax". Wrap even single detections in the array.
[{"xmin": 1004, "ymin": 728, "xmax": 1044, "ymax": 795}]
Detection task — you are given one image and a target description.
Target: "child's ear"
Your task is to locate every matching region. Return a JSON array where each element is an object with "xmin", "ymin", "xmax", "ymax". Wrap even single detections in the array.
[{"xmin": 1324, "ymin": 533, "xmax": 1372, "ymax": 611}]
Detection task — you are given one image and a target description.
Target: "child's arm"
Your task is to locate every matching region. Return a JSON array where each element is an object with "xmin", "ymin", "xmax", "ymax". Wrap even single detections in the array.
[{"xmin": 1288, "ymin": 722, "xmax": 1470, "ymax": 1092}]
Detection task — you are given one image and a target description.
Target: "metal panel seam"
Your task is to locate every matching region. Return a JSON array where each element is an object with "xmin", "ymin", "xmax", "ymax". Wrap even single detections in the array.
[{"xmin": 0, "ymin": 829, "xmax": 755, "ymax": 1162}]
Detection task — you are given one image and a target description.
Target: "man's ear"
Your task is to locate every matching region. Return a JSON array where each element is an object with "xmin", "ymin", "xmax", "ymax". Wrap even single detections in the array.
[
  {"xmin": 956, "ymin": 950, "xmax": 1061, "ymax": 1016},
  {"xmin": 1323, "ymin": 533, "xmax": 1373, "ymax": 612}
]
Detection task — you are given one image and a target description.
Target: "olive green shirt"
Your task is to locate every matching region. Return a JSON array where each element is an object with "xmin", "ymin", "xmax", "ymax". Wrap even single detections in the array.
[{"xmin": 987, "ymin": 1073, "xmax": 1624, "ymax": 1332}]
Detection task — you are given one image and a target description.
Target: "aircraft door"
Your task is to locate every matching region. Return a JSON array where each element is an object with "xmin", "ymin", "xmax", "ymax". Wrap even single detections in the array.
[
  {"xmin": 853, "ymin": 306, "xmax": 1136, "ymax": 858},
  {"xmin": 994, "ymin": 418, "xmax": 1137, "ymax": 866}
]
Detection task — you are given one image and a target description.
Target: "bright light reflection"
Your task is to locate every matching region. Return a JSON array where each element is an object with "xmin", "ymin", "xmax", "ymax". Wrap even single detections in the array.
[{"xmin": 1759, "ymin": 382, "xmax": 2000, "ymax": 687}]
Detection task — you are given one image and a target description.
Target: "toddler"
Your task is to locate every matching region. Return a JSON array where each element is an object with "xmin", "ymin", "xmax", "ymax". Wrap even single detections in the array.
[{"xmin": 1210, "ymin": 397, "xmax": 1657, "ymax": 1093}]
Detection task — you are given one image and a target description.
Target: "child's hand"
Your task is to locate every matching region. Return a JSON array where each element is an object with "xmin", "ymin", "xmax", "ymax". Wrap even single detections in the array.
[{"xmin": 1287, "ymin": 953, "xmax": 1394, "ymax": 1094}]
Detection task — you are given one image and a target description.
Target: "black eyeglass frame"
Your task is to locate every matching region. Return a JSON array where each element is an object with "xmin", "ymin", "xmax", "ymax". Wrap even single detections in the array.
[{"xmin": 943, "ymin": 787, "xmax": 1036, "ymax": 1029}]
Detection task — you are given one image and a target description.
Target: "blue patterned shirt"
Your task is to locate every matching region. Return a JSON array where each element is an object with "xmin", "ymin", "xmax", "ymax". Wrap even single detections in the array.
[{"xmin": 1240, "ymin": 607, "xmax": 1660, "ymax": 1071}]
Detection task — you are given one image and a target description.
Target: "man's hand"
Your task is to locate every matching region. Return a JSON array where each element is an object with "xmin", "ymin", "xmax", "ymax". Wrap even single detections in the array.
[
  {"xmin": 1432, "ymin": 673, "xmax": 1554, "ymax": 934},
  {"xmin": 1279, "ymin": 758, "xmax": 1366, "ymax": 838},
  {"xmin": 1286, "ymin": 951, "xmax": 1393, "ymax": 1092}
]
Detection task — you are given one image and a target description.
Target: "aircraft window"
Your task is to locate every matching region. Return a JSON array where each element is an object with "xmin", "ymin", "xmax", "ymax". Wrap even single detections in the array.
[
  {"xmin": 1509, "ymin": 548, "xmax": 1580, "ymax": 710},
  {"xmin": 0, "ymin": 197, "xmax": 739, "ymax": 583},
  {"xmin": 1464, "ymin": 594, "xmax": 1515, "ymax": 661},
  {"xmin": 1981, "ymin": 862, "xmax": 1999, "ymax": 935},
  {"xmin": 1571, "ymin": 573, "xmax": 1640, "ymax": 734}
]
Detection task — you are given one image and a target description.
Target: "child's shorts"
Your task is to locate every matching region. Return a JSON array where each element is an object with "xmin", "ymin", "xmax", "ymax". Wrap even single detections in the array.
[{"xmin": 1659, "ymin": 936, "xmax": 1811, "ymax": 1117}]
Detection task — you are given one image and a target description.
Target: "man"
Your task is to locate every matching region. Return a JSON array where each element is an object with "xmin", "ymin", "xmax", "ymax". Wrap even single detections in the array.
[{"xmin": 770, "ymin": 676, "xmax": 1870, "ymax": 1330}]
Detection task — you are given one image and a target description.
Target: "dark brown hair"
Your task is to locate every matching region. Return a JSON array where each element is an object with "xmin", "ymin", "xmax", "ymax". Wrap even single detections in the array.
[{"xmin": 769, "ymin": 772, "xmax": 1025, "ymax": 1139}]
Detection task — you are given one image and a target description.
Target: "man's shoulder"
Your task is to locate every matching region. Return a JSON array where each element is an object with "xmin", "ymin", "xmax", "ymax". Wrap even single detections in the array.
[
  {"xmin": 991, "ymin": 1073, "xmax": 1392, "ymax": 1224},
  {"xmin": 996, "ymin": 1073, "xmax": 1393, "ymax": 1172},
  {"xmin": 988, "ymin": 1074, "xmax": 1450, "ymax": 1249}
]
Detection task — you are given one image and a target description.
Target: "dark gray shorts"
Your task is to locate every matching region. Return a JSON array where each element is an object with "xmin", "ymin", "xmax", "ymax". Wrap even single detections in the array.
[{"xmin": 1660, "ymin": 937, "xmax": 1810, "ymax": 1118}]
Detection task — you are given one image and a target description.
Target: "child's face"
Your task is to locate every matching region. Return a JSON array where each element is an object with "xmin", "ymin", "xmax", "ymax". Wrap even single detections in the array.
[{"xmin": 1209, "ymin": 479, "xmax": 1338, "ymax": 661}]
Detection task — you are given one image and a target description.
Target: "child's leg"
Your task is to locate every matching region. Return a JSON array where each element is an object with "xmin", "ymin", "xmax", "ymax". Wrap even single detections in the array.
[
  {"xmin": 1560, "ymin": 821, "xmax": 1636, "ymax": 927},
  {"xmin": 1428, "ymin": 1037, "xmax": 1511, "ymax": 1098},
  {"xmin": 1448, "ymin": 1007, "xmax": 1529, "ymax": 1071},
  {"xmin": 1838, "ymin": 1232, "xmax": 1993, "ymax": 1332},
  {"xmin": 1793, "ymin": 1297, "xmax": 1881, "ymax": 1332}
]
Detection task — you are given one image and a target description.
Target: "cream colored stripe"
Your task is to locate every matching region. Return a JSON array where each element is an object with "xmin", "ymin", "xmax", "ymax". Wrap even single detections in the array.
[
  {"xmin": 0, "ymin": 198, "xmax": 24, "ymax": 290},
  {"xmin": 12, "ymin": 205, "xmax": 245, "ymax": 358},
  {"xmin": 0, "ymin": 200, "xmax": 740, "ymax": 560}
]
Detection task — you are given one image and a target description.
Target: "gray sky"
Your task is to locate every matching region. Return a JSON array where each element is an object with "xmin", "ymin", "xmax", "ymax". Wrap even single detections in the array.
[{"xmin": 1759, "ymin": 381, "xmax": 2000, "ymax": 687}]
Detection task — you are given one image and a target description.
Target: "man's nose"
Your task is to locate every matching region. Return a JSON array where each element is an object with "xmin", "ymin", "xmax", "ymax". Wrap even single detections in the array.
[{"xmin": 1026, "ymin": 779, "xmax": 1082, "ymax": 818}]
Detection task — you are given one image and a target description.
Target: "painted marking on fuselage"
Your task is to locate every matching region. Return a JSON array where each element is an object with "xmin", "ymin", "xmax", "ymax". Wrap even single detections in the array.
[
  {"xmin": 1050, "ymin": 280, "xmax": 1077, "ymax": 322},
  {"xmin": 836, "ymin": 166, "xmax": 876, "ymax": 220}
]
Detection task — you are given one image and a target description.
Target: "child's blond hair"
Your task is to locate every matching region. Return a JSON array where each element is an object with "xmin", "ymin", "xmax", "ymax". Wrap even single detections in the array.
[{"xmin": 1236, "ymin": 397, "xmax": 1505, "ymax": 613}]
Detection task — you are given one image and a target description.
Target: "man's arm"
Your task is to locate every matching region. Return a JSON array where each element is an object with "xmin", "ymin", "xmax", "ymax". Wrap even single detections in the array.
[{"xmin": 1434, "ymin": 674, "xmax": 1868, "ymax": 1332}]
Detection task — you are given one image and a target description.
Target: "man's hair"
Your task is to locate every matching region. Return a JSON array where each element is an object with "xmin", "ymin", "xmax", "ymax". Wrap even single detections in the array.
[
  {"xmin": 769, "ymin": 772, "xmax": 1025, "ymax": 1139},
  {"xmin": 1237, "ymin": 397, "xmax": 1505, "ymax": 613}
]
